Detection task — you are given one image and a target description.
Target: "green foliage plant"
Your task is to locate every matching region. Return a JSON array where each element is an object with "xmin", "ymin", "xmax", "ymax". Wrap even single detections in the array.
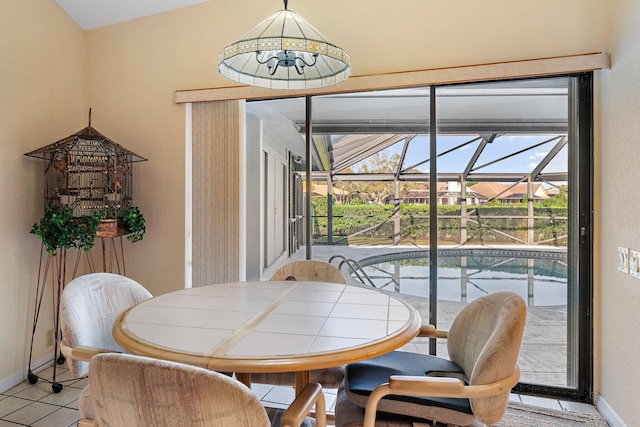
[
  {"xmin": 122, "ymin": 206, "xmax": 146, "ymax": 242},
  {"xmin": 30, "ymin": 205, "xmax": 103, "ymax": 255}
]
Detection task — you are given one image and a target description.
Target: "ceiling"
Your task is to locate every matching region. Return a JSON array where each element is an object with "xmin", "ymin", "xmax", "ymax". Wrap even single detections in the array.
[{"xmin": 55, "ymin": 0, "xmax": 211, "ymax": 30}]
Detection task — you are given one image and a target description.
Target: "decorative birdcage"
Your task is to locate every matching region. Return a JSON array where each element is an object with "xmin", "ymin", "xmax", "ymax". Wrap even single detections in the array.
[
  {"xmin": 24, "ymin": 113, "xmax": 148, "ymax": 392},
  {"xmin": 24, "ymin": 115, "xmax": 148, "ymax": 392},
  {"xmin": 25, "ymin": 118, "xmax": 147, "ymax": 227}
]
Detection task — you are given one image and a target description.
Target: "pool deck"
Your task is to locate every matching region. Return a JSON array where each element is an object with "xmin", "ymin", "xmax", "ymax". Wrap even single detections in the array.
[{"xmin": 265, "ymin": 243, "xmax": 570, "ymax": 388}]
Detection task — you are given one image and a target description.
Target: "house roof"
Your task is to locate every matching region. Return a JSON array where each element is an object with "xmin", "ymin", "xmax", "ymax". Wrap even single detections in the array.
[{"xmin": 470, "ymin": 182, "xmax": 548, "ymax": 200}]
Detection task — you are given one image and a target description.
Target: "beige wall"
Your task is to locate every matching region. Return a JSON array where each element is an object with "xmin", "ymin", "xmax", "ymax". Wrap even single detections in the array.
[
  {"xmin": 599, "ymin": 0, "xmax": 640, "ymax": 424},
  {"xmin": 0, "ymin": 0, "xmax": 86, "ymax": 384},
  {"xmin": 5, "ymin": 0, "xmax": 639, "ymax": 424}
]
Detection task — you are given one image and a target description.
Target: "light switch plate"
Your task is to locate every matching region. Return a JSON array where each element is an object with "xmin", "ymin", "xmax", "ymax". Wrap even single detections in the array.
[
  {"xmin": 630, "ymin": 250, "xmax": 640, "ymax": 279},
  {"xmin": 618, "ymin": 247, "xmax": 629, "ymax": 273}
]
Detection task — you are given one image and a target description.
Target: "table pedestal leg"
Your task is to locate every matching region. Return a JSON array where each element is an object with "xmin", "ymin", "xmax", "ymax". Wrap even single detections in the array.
[
  {"xmin": 295, "ymin": 370, "xmax": 310, "ymax": 396},
  {"xmin": 236, "ymin": 372, "xmax": 252, "ymax": 389}
]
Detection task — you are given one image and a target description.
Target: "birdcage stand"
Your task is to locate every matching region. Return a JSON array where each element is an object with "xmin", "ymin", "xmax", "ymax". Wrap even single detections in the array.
[
  {"xmin": 24, "ymin": 109, "xmax": 146, "ymax": 393},
  {"xmin": 26, "ymin": 246, "xmax": 86, "ymax": 393},
  {"xmin": 26, "ymin": 229, "xmax": 129, "ymax": 393}
]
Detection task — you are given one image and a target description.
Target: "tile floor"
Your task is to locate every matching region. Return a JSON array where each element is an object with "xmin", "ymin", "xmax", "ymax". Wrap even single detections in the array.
[
  {"xmin": 0, "ymin": 364, "xmax": 84, "ymax": 427},
  {"xmin": 0, "ymin": 362, "xmax": 602, "ymax": 426}
]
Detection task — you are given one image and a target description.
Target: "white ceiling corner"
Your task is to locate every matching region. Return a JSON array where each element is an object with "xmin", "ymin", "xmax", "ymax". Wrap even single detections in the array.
[{"xmin": 56, "ymin": 0, "xmax": 212, "ymax": 30}]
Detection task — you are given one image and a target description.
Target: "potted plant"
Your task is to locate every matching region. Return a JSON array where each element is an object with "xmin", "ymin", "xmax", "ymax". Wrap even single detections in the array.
[
  {"xmin": 95, "ymin": 206, "xmax": 146, "ymax": 243},
  {"xmin": 31, "ymin": 205, "xmax": 103, "ymax": 255}
]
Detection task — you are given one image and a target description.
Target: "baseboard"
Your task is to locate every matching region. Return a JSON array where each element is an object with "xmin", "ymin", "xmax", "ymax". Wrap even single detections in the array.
[
  {"xmin": 595, "ymin": 394, "xmax": 627, "ymax": 427},
  {"xmin": 0, "ymin": 354, "xmax": 54, "ymax": 393}
]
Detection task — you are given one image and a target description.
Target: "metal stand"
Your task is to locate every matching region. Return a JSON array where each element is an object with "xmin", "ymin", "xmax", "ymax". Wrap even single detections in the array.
[
  {"xmin": 27, "ymin": 246, "xmax": 76, "ymax": 392},
  {"xmin": 27, "ymin": 237, "xmax": 126, "ymax": 392},
  {"xmin": 101, "ymin": 236, "xmax": 127, "ymax": 275}
]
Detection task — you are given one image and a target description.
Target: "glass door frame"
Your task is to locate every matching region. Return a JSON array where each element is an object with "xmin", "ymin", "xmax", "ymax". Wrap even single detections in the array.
[{"xmin": 427, "ymin": 74, "xmax": 594, "ymax": 403}]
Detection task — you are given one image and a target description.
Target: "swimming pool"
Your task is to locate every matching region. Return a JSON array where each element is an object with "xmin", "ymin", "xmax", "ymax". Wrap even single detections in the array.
[{"xmin": 354, "ymin": 248, "xmax": 568, "ymax": 306}]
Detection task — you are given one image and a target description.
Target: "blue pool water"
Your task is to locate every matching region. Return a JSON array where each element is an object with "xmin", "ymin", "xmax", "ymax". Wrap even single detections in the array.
[{"xmin": 356, "ymin": 248, "xmax": 568, "ymax": 306}]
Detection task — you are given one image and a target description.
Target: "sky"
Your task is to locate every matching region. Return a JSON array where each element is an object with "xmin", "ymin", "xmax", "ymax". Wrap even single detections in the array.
[{"xmin": 350, "ymin": 133, "xmax": 568, "ymax": 180}]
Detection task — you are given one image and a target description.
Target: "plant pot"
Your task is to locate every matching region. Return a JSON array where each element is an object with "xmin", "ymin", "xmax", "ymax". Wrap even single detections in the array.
[{"xmin": 96, "ymin": 219, "xmax": 130, "ymax": 238}]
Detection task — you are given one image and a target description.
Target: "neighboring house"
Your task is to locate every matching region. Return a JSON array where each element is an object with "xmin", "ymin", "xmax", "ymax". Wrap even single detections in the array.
[
  {"xmin": 391, "ymin": 182, "xmax": 480, "ymax": 205},
  {"xmin": 401, "ymin": 189, "xmax": 429, "ymax": 204},
  {"xmin": 470, "ymin": 182, "xmax": 550, "ymax": 204},
  {"xmin": 394, "ymin": 181, "xmax": 550, "ymax": 206},
  {"xmin": 435, "ymin": 181, "xmax": 480, "ymax": 206}
]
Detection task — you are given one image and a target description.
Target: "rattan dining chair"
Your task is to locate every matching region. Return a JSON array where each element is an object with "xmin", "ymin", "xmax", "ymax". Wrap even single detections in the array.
[
  {"xmin": 269, "ymin": 259, "xmax": 347, "ymax": 284},
  {"xmin": 59, "ymin": 272, "xmax": 153, "ymax": 425},
  {"xmin": 335, "ymin": 291, "xmax": 527, "ymax": 427},
  {"xmin": 87, "ymin": 353, "xmax": 326, "ymax": 427},
  {"xmin": 251, "ymin": 260, "xmax": 347, "ymax": 389}
]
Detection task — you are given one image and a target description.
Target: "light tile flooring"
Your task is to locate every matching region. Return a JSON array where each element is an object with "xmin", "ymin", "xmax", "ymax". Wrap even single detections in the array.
[
  {"xmin": 0, "ymin": 364, "xmax": 84, "ymax": 427},
  {"xmin": 0, "ymin": 363, "xmax": 602, "ymax": 426}
]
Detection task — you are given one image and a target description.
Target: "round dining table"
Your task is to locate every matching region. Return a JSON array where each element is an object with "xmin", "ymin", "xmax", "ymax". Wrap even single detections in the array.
[{"xmin": 113, "ymin": 280, "xmax": 421, "ymax": 393}]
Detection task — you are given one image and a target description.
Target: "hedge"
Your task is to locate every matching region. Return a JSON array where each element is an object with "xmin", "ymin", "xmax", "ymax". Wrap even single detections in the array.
[{"xmin": 311, "ymin": 196, "xmax": 567, "ymax": 246}]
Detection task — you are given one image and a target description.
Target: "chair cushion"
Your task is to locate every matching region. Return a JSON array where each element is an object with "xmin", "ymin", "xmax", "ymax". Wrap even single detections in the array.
[
  {"xmin": 336, "ymin": 385, "xmax": 485, "ymax": 427},
  {"xmin": 346, "ymin": 351, "xmax": 472, "ymax": 415},
  {"xmin": 344, "ymin": 351, "xmax": 475, "ymax": 425},
  {"xmin": 265, "ymin": 408, "xmax": 316, "ymax": 427}
]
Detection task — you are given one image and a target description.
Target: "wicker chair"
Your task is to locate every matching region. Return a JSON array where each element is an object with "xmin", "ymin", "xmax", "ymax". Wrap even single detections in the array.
[
  {"xmin": 269, "ymin": 259, "xmax": 347, "ymax": 284},
  {"xmin": 87, "ymin": 353, "xmax": 326, "ymax": 427},
  {"xmin": 59, "ymin": 273, "xmax": 153, "ymax": 425},
  {"xmin": 335, "ymin": 291, "xmax": 526, "ymax": 427}
]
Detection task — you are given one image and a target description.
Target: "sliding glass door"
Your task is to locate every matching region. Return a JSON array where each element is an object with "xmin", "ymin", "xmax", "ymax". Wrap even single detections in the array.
[
  {"xmin": 433, "ymin": 76, "xmax": 592, "ymax": 401},
  {"xmin": 246, "ymin": 73, "xmax": 593, "ymax": 402}
]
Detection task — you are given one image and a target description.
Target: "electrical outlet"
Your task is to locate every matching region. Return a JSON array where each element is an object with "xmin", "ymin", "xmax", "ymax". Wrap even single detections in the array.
[
  {"xmin": 630, "ymin": 250, "xmax": 640, "ymax": 279},
  {"xmin": 618, "ymin": 247, "xmax": 629, "ymax": 273},
  {"xmin": 45, "ymin": 329, "xmax": 54, "ymax": 347}
]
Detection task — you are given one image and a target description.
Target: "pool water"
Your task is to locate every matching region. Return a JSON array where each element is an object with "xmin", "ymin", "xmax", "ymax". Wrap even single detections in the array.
[{"xmin": 357, "ymin": 249, "xmax": 568, "ymax": 306}]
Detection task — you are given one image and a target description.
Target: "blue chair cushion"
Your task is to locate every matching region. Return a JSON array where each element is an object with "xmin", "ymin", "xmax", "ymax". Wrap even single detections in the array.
[
  {"xmin": 266, "ymin": 408, "xmax": 315, "ymax": 427},
  {"xmin": 346, "ymin": 351, "xmax": 473, "ymax": 415}
]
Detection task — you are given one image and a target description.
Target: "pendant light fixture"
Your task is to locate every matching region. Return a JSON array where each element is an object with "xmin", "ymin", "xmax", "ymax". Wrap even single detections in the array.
[{"xmin": 218, "ymin": 0, "xmax": 351, "ymax": 90}]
